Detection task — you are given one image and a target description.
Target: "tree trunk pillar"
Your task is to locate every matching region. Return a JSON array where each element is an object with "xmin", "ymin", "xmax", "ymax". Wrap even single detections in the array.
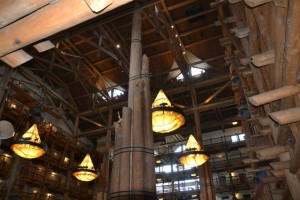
[{"xmin": 110, "ymin": 2, "xmax": 156, "ymax": 199}]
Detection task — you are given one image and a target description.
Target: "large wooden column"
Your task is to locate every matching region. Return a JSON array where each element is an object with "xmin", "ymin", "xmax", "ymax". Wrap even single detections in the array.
[
  {"xmin": 110, "ymin": 2, "xmax": 156, "ymax": 199},
  {"xmin": 97, "ymin": 109, "xmax": 113, "ymax": 200},
  {"xmin": 190, "ymin": 88, "xmax": 214, "ymax": 200}
]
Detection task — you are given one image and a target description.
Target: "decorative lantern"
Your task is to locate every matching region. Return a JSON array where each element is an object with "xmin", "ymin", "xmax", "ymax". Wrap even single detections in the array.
[
  {"xmin": 152, "ymin": 90, "xmax": 185, "ymax": 133},
  {"xmin": 11, "ymin": 124, "xmax": 46, "ymax": 159},
  {"xmin": 179, "ymin": 135, "xmax": 209, "ymax": 167},
  {"xmin": 72, "ymin": 153, "xmax": 98, "ymax": 182}
]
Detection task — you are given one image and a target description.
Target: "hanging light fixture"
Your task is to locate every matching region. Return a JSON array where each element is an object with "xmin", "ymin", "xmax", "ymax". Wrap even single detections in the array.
[
  {"xmin": 11, "ymin": 124, "xmax": 46, "ymax": 159},
  {"xmin": 179, "ymin": 135, "xmax": 209, "ymax": 167},
  {"xmin": 152, "ymin": 90, "xmax": 185, "ymax": 133},
  {"xmin": 72, "ymin": 153, "xmax": 99, "ymax": 182}
]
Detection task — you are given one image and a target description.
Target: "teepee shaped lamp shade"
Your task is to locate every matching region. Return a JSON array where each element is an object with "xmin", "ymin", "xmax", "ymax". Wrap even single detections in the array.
[
  {"xmin": 179, "ymin": 135, "xmax": 209, "ymax": 167},
  {"xmin": 11, "ymin": 124, "xmax": 46, "ymax": 159},
  {"xmin": 72, "ymin": 153, "xmax": 99, "ymax": 182},
  {"xmin": 152, "ymin": 90, "xmax": 185, "ymax": 133}
]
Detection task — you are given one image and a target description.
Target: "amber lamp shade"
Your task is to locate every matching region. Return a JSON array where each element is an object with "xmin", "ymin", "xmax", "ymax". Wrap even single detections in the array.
[
  {"xmin": 152, "ymin": 90, "xmax": 185, "ymax": 133},
  {"xmin": 179, "ymin": 135, "xmax": 209, "ymax": 167},
  {"xmin": 11, "ymin": 124, "xmax": 46, "ymax": 159},
  {"xmin": 72, "ymin": 153, "xmax": 98, "ymax": 182}
]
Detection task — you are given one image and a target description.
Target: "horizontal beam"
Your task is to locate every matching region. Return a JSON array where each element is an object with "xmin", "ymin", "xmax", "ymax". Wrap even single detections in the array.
[
  {"xmin": 0, "ymin": 0, "xmax": 133, "ymax": 57},
  {"xmin": 76, "ymin": 98, "xmax": 236, "ymax": 138},
  {"xmin": 77, "ymin": 74, "xmax": 230, "ymax": 116}
]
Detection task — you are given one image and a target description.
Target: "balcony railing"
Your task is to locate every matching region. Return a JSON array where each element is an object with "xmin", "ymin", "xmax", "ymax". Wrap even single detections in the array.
[
  {"xmin": 212, "ymin": 174, "xmax": 253, "ymax": 192},
  {"xmin": 155, "ymin": 133, "xmax": 246, "ymax": 156}
]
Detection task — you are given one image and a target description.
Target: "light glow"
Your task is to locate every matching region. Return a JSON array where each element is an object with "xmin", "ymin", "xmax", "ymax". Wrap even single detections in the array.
[
  {"xmin": 72, "ymin": 153, "xmax": 98, "ymax": 182},
  {"xmin": 152, "ymin": 90, "xmax": 185, "ymax": 133},
  {"xmin": 11, "ymin": 124, "xmax": 46, "ymax": 159},
  {"xmin": 179, "ymin": 134, "xmax": 209, "ymax": 167}
]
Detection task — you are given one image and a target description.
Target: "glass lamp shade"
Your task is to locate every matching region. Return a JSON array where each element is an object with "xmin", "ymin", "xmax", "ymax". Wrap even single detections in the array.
[
  {"xmin": 152, "ymin": 90, "xmax": 185, "ymax": 133},
  {"xmin": 179, "ymin": 134, "xmax": 209, "ymax": 167},
  {"xmin": 72, "ymin": 153, "xmax": 98, "ymax": 182},
  {"xmin": 179, "ymin": 151, "xmax": 209, "ymax": 167},
  {"xmin": 11, "ymin": 124, "xmax": 46, "ymax": 159}
]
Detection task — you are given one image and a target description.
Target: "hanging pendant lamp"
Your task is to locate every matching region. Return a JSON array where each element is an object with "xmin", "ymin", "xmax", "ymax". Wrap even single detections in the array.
[
  {"xmin": 152, "ymin": 90, "xmax": 185, "ymax": 133},
  {"xmin": 179, "ymin": 135, "xmax": 209, "ymax": 167},
  {"xmin": 11, "ymin": 124, "xmax": 46, "ymax": 159},
  {"xmin": 72, "ymin": 153, "xmax": 99, "ymax": 182}
]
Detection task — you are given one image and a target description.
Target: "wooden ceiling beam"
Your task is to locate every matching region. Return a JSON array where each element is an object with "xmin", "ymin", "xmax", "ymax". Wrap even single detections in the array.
[
  {"xmin": 0, "ymin": 0, "xmax": 133, "ymax": 57},
  {"xmin": 141, "ymin": 6, "xmax": 189, "ymax": 80},
  {"xmin": 19, "ymin": 68, "xmax": 78, "ymax": 113},
  {"xmin": 33, "ymin": 55, "xmax": 74, "ymax": 73},
  {"xmin": 80, "ymin": 116, "xmax": 103, "ymax": 127},
  {"xmin": 99, "ymin": 26, "xmax": 130, "ymax": 74},
  {"xmin": 0, "ymin": 0, "xmax": 53, "ymax": 29},
  {"xmin": 174, "ymin": 8, "xmax": 217, "ymax": 24},
  {"xmin": 167, "ymin": 0, "xmax": 200, "ymax": 11},
  {"xmin": 77, "ymin": 74, "xmax": 230, "ymax": 116},
  {"xmin": 62, "ymin": 40, "xmax": 111, "ymax": 100},
  {"xmin": 84, "ymin": 25, "xmax": 221, "ymax": 64},
  {"xmin": 74, "ymin": 5, "xmax": 218, "ymax": 55},
  {"xmin": 108, "ymin": 22, "xmax": 131, "ymax": 58},
  {"xmin": 75, "ymin": 98, "xmax": 236, "ymax": 138}
]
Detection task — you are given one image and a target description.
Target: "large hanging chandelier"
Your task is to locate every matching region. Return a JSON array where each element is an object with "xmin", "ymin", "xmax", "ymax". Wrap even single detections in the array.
[
  {"xmin": 11, "ymin": 124, "xmax": 46, "ymax": 159},
  {"xmin": 152, "ymin": 90, "xmax": 185, "ymax": 133},
  {"xmin": 72, "ymin": 153, "xmax": 99, "ymax": 182},
  {"xmin": 179, "ymin": 134, "xmax": 209, "ymax": 167}
]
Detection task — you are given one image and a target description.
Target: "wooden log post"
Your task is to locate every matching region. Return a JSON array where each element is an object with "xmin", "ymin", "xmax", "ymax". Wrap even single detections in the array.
[
  {"xmin": 251, "ymin": 50, "xmax": 275, "ymax": 67},
  {"xmin": 63, "ymin": 152, "xmax": 75, "ymax": 200},
  {"xmin": 142, "ymin": 54, "xmax": 156, "ymax": 193},
  {"xmin": 111, "ymin": 3, "xmax": 156, "ymax": 199},
  {"xmin": 248, "ymin": 86, "xmax": 299, "ymax": 106},
  {"xmin": 255, "ymin": 146, "xmax": 287, "ymax": 159},
  {"xmin": 128, "ymin": 2, "xmax": 144, "ymax": 199},
  {"xmin": 110, "ymin": 122, "xmax": 122, "ymax": 197},
  {"xmin": 279, "ymin": 152, "xmax": 300, "ymax": 199},
  {"xmin": 270, "ymin": 161, "xmax": 290, "ymax": 170},
  {"xmin": 290, "ymin": 129, "xmax": 300, "ymax": 174},
  {"xmin": 244, "ymin": 0, "xmax": 272, "ymax": 7},
  {"xmin": 190, "ymin": 87, "xmax": 214, "ymax": 200},
  {"xmin": 4, "ymin": 157, "xmax": 20, "ymax": 200},
  {"xmin": 269, "ymin": 107, "xmax": 300, "ymax": 125},
  {"xmin": 97, "ymin": 109, "xmax": 113, "ymax": 200},
  {"xmin": 117, "ymin": 107, "xmax": 132, "ymax": 199}
]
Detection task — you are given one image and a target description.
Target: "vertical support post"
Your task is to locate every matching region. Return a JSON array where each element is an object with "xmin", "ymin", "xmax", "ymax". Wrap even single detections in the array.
[
  {"xmin": 110, "ymin": 121, "xmax": 122, "ymax": 197},
  {"xmin": 279, "ymin": 152, "xmax": 300, "ymax": 199},
  {"xmin": 63, "ymin": 152, "xmax": 75, "ymax": 200},
  {"xmin": 142, "ymin": 54, "xmax": 156, "ymax": 194},
  {"xmin": 98, "ymin": 109, "xmax": 113, "ymax": 200},
  {"xmin": 190, "ymin": 88, "xmax": 214, "ymax": 200},
  {"xmin": 110, "ymin": 2, "xmax": 156, "ymax": 199},
  {"xmin": 4, "ymin": 157, "xmax": 20, "ymax": 200},
  {"xmin": 4, "ymin": 121, "xmax": 29, "ymax": 200},
  {"xmin": 0, "ymin": 66, "xmax": 13, "ymax": 118},
  {"xmin": 118, "ymin": 107, "xmax": 132, "ymax": 199}
]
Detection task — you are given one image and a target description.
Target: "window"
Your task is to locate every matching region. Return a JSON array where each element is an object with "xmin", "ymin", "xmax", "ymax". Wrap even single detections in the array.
[
  {"xmin": 176, "ymin": 67, "xmax": 205, "ymax": 81},
  {"xmin": 109, "ymin": 89, "xmax": 124, "ymax": 98},
  {"xmin": 239, "ymin": 133, "xmax": 245, "ymax": 141},
  {"xmin": 231, "ymin": 135, "xmax": 238, "ymax": 143},
  {"xmin": 176, "ymin": 73, "xmax": 184, "ymax": 81},
  {"xmin": 231, "ymin": 134, "xmax": 245, "ymax": 143},
  {"xmin": 191, "ymin": 67, "xmax": 205, "ymax": 77}
]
